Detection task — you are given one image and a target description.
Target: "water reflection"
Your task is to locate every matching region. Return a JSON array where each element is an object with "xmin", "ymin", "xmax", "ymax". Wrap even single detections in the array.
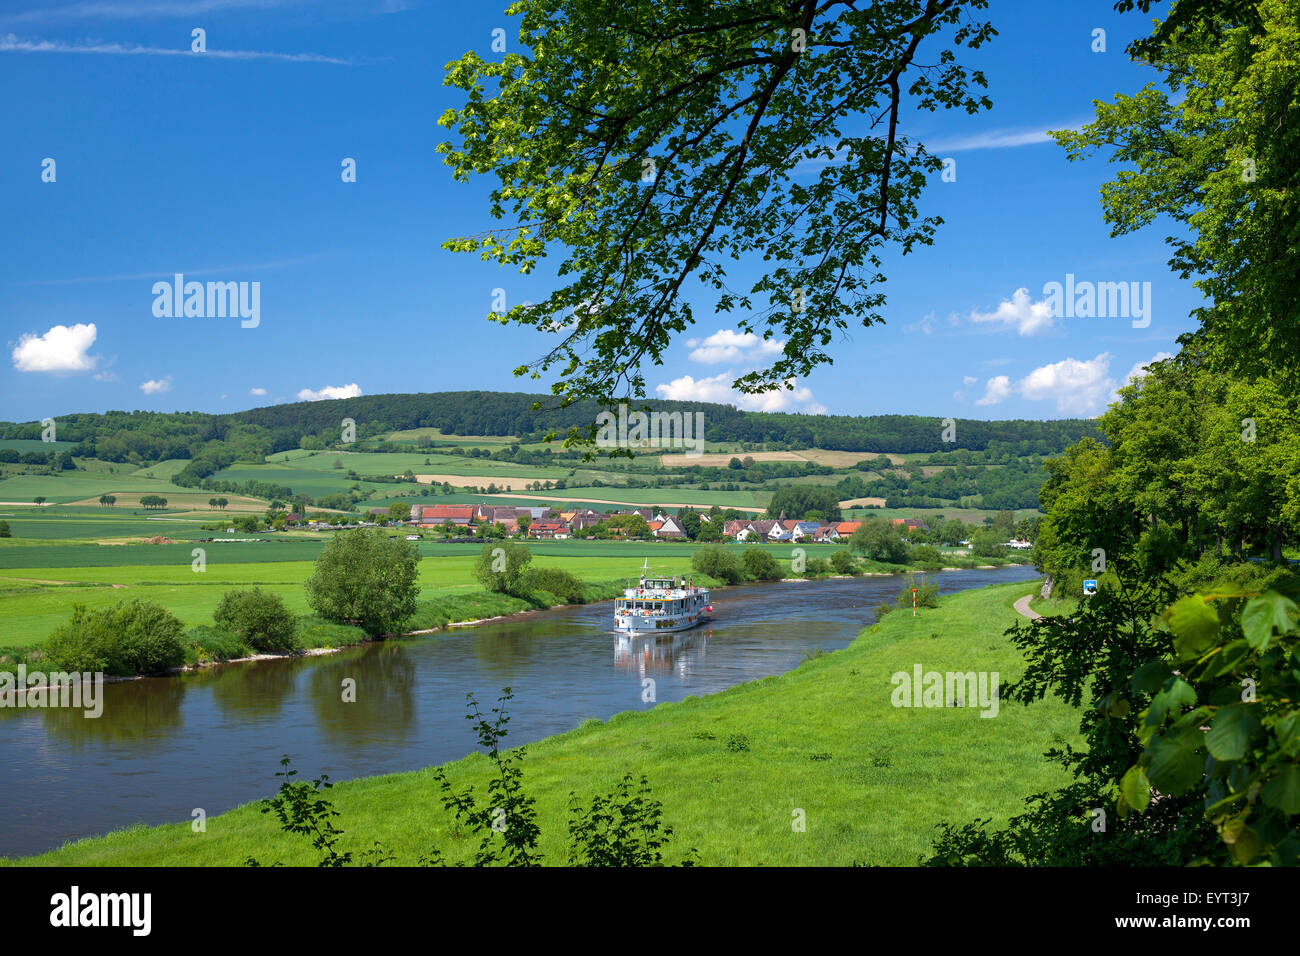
[
  {"xmin": 614, "ymin": 629, "xmax": 709, "ymax": 678},
  {"xmin": 307, "ymin": 642, "xmax": 418, "ymax": 748},
  {"xmin": 35, "ymin": 677, "xmax": 187, "ymax": 750}
]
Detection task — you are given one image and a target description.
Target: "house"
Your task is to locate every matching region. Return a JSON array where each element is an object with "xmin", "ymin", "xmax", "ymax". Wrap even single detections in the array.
[
  {"xmin": 790, "ymin": 521, "xmax": 821, "ymax": 541},
  {"xmin": 835, "ymin": 521, "xmax": 862, "ymax": 537},
  {"xmin": 528, "ymin": 521, "xmax": 569, "ymax": 540},
  {"xmin": 723, "ymin": 519, "xmax": 754, "ymax": 539},
  {"xmin": 809, "ymin": 525, "xmax": 839, "ymax": 543},
  {"xmin": 653, "ymin": 516, "xmax": 687, "ymax": 539},
  {"xmin": 1005, "ymin": 539, "xmax": 1034, "ymax": 549},
  {"xmin": 418, "ymin": 505, "xmax": 477, "ymax": 527}
]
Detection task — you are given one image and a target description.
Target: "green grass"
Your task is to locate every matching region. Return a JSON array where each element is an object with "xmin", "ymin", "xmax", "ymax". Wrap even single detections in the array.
[{"xmin": 7, "ymin": 579, "xmax": 1073, "ymax": 866}]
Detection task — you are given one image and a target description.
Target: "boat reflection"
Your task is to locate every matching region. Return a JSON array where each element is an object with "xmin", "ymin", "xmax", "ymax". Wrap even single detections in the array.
[{"xmin": 613, "ymin": 628, "xmax": 711, "ymax": 678}]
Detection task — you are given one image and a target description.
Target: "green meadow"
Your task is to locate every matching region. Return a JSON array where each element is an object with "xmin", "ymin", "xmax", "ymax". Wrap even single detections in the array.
[{"xmin": 8, "ymin": 580, "xmax": 1072, "ymax": 866}]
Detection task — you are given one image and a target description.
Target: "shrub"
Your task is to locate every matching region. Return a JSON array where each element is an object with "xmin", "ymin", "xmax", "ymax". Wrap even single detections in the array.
[
  {"xmin": 44, "ymin": 600, "xmax": 186, "ymax": 676},
  {"xmin": 829, "ymin": 550, "xmax": 856, "ymax": 574},
  {"xmin": 741, "ymin": 547, "xmax": 782, "ymax": 581},
  {"xmin": 524, "ymin": 566, "xmax": 585, "ymax": 604},
  {"xmin": 691, "ymin": 545, "xmax": 743, "ymax": 585},
  {"xmin": 909, "ymin": 544, "xmax": 945, "ymax": 569},
  {"xmin": 0, "ymin": 520, "xmax": 10, "ymax": 538},
  {"xmin": 805, "ymin": 556, "xmax": 831, "ymax": 575},
  {"xmin": 213, "ymin": 588, "xmax": 300, "ymax": 653},
  {"xmin": 896, "ymin": 573, "xmax": 940, "ymax": 611}
]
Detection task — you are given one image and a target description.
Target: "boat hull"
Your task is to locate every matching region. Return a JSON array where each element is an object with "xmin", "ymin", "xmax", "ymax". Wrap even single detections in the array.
[{"xmin": 615, "ymin": 614, "xmax": 710, "ymax": 636}]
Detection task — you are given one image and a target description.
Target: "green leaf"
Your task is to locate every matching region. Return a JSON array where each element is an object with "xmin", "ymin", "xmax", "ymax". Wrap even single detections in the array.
[
  {"xmin": 1147, "ymin": 733, "xmax": 1205, "ymax": 796},
  {"xmin": 1275, "ymin": 712, "xmax": 1300, "ymax": 756},
  {"xmin": 1262, "ymin": 765, "xmax": 1300, "ymax": 815},
  {"xmin": 1240, "ymin": 593, "xmax": 1298, "ymax": 651},
  {"xmin": 1147, "ymin": 677, "xmax": 1197, "ymax": 728},
  {"xmin": 1206, "ymin": 704, "xmax": 1259, "ymax": 762},
  {"xmin": 1131, "ymin": 659, "xmax": 1174, "ymax": 695},
  {"xmin": 1121, "ymin": 765, "xmax": 1151, "ymax": 813},
  {"xmin": 1162, "ymin": 595, "xmax": 1220, "ymax": 659}
]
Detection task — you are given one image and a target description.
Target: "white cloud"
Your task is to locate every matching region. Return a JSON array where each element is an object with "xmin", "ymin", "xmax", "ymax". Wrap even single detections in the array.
[
  {"xmin": 685, "ymin": 330, "xmax": 785, "ymax": 365},
  {"xmin": 11, "ymin": 322, "xmax": 98, "ymax": 372},
  {"xmin": 962, "ymin": 375, "xmax": 977, "ymax": 386},
  {"xmin": 1020, "ymin": 354, "xmax": 1116, "ymax": 414},
  {"xmin": 249, "ymin": 387, "xmax": 267, "ymax": 396},
  {"xmin": 93, "ymin": 370, "xmax": 118, "ymax": 382},
  {"xmin": 296, "ymin": 383, "xmax": 362, "ymax": 402},
  {"xmin": 972, "ymin": 353, "xmax": 1123, "ymax": 415},
  {"xmin": 654, "ymin": 373, "xmax": 825, "ymax": 414},
  {"xmin": 139, "ymin": 377, "xmax": 172, "ymax": 394},
  {"xmin": 968, "ymin": 288, "xmax": 1056, "ymax": 337},
  {"xmin": 975, "ymin": 375, "xmax": 1013, "ymax": 406},
  {"xmin": 1122, "ymin": 351, "xmax": 1173, "ymax": 386}
]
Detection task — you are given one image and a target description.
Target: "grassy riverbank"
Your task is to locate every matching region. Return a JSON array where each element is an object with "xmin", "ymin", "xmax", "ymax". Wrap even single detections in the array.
[{"xmin": 10, "ymin": 578, "xmax": 1077, "ymax": 866}]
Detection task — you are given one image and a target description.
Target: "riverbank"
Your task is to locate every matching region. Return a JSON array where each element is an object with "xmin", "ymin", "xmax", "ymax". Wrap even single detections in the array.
[{"xmin": 8, "ymin": 576, "xmax": 1078, "ymax": 866}]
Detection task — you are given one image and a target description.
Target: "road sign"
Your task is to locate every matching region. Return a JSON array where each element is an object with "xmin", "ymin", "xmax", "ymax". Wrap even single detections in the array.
[{"xmin": 1083, "ymin": 579, "xmax": 1098, "ymax": 596}]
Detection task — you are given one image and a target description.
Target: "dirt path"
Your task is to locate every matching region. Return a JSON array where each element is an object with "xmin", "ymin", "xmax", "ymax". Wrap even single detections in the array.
[{"xmin": 1013, "ymin": 594, "xmax": 1041, "ymax": 620}]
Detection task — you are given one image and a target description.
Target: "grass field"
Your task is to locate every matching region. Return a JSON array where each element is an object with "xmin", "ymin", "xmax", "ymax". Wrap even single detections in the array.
[{"xmin": 7, "ymin": 579, "xmax": 1073, "ymax": 866}]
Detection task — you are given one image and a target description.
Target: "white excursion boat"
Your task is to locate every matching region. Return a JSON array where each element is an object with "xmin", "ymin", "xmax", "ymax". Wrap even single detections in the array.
[{"xmin": 614, "ymin": 560, "xmax": 712, "ymax": 635}]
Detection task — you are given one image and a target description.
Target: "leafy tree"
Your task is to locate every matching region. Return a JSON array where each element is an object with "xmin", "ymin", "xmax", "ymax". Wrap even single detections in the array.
[
  {"xmin": 691, "ymin": 545, "xmax": 743, "ymax": 585},
  {"xmin": 850, "ymin": 519, "xmax": 908, "ymax": 563},
  {"xmin": 33, "ymin": 496, "xmax": 45, "ymax": 506},
  {"xmin": 305, "ymin": 529, "xmax": 421, "ymax": 636},
  {"xmin": 473, "ymin": 541, "xmax": 534, "ymax": 596},
  {"xmin": 741, "ymin": 547, "xmax": 782, "ymax": 581},
  {"xmin": 213, "ymin": 588, "xmax": 300, "ymax": 653},
  {"xmin": 1055, "ymin": 0, "xmax": 1300, "ymax": 395},
  {"xmin": 0, "ymin": 520, "xmax": 11, "ymax": 538},
  {"xmin": 388, "ymin": 501, "xmax": 412, "ymax": 522},
  {"xmin": 766, "ymin": 485, "xmax": 842, "ymax": 522},
  {"xmin": 439, "ymin": 0, "xmax": 995, "ymax": 433}
]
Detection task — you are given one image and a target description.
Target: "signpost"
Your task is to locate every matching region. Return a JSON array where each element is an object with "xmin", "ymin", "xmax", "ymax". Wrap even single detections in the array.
[
  {"xmin": 911, "ymin": 587, "xmax": 918, "ymax": 617},
  {"xmin": 1083, "ymin": 579, "xmax": 1098, "ymax": 597}
]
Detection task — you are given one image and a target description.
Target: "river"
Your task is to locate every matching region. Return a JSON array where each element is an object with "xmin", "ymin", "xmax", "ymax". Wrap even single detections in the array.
[{"xmin": 0, "ymin": 565, "xmax": 1039, "ymax": 857}]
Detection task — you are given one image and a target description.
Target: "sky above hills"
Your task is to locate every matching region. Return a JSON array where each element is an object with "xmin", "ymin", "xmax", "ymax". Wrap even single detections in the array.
[{"xmin": 1, "ymin": 0, "xmax": 1192, "ymax": 424}]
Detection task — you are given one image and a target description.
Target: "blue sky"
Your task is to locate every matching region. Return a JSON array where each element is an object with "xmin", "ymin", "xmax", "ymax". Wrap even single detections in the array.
[{"xmin": 0, "ymin": 0, "xmax": 1193, "ymax": 425}]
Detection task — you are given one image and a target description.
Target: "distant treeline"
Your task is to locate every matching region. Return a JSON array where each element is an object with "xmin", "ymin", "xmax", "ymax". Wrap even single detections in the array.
[{"xmin": 1, "ymin": 391, "xmax": 1098, "ymax": 464}]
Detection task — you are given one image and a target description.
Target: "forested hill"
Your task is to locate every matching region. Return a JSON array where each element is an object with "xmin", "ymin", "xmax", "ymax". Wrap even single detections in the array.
[{"xmin": 1, "ymin": 391, "xmax": 1098, "ymax": 460}]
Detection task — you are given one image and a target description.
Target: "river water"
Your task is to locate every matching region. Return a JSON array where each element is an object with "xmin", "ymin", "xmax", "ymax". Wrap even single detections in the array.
[{"xmin": 0, "ymin": 565, "xmax": 1039, "ymax": 857}]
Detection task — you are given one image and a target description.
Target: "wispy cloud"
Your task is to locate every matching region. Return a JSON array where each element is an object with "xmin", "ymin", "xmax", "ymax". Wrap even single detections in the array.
[
  {"xmin": 924, "ymin": 126, "xmax": 1062, "ymax": 153},
  {"xmin": 0, "ymin": 33, "xmax": 350, "ymax": 64},
  {"xmin": 1, "ymin": 0, "xmax": 409, "ymax": 25},
  {"xmin": 16, "ymin": 254, "xmax": 326, "ymax": 286}
]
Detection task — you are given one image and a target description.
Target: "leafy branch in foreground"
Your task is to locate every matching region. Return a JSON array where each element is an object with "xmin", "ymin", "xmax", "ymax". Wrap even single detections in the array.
[{"xmin": 439, "ymin": 0, "xmax": 995, "ymax": 434}]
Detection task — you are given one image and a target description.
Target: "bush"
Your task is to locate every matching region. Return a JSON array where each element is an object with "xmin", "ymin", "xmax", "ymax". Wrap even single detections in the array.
[
  {"xmin": 524, "ymin": 566, "xmax": 585, "ymax": 604},
  {"xmin": 909, "ymin": 545, "xmax": 945, "ymax": 569},
  {"xmin": 829, "ymin": 550, "xmax": 856, "ymax": 574},
  {"xmin": 0, "ymin": 520, "xmax": 10, "ymax": 538},
  {"xmin": 970, "ymin": 529, "xmax": 1006, "ymax": 558},
  {"xmin": 896, "ymin": 573, "xmax": 940, "ymax": 611},
  {"xmin": 44, "ymin": 600, "xmax": 186, "ymax": 676},
  {"xmin": 691, "ymin": 545, "xmax": 743, "ymax": 585},
  {"xmin": 213, "ymin": 588, "xmax": 300, "ymax": 653},
  {"xmin": 805, "ymin": 556, "xmax": 831, "ymax": 576},
  {"xmin": 741, "ymin": 547, "xmax": 783, "ymax": 581}
]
